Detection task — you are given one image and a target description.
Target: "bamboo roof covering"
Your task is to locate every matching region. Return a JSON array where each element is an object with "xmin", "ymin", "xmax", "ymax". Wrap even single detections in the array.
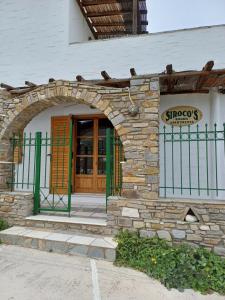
[{"xmin": 76, "ymin": 0, "xmax": 148, "ymax": 39}]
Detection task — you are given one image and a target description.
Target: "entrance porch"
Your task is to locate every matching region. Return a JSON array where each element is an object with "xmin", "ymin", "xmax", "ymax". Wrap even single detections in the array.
[{"xmin": 9, "ymin": 103, "xmax": 123, "ymax": 216}]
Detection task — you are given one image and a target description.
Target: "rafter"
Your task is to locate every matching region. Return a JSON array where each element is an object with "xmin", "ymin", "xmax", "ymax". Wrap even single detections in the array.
[
  {"xmin": 130, "ymin": 68, "xmax": 137, "ymax": 76},
  {"xmin": 82, "ymin": 0, "xmax": 132, "ymax": 6},
  {"xmin": 87, "ymin": 10, "xmax": 132, "ymax": 17},
  {"xmin": 76, "ymin": 75, "xmax": 85, "ymax": 82},
  {"xmin": 101, "ymin": 71, "xmax": 111, "ymax": 80},
  {"xmin": 165, "ymin": 64, "xmax": 176, "ymax": 92},
  {"xmin": 93, "ymin": 20, "xmax": 148, "ymax": 27},
  {"xmin": 195, "ymin": 60, "xmax": 214, "ymax": 89},
  {"xmin": 0, "ymin": 83, "xmax": 15, "ymax": 91},
  {"xmin": 96, "ymin": 30, "xmax": 131, "ymax": 36},
  {"xmin": 25, "ymin": 81, "xmax": 37, "ymax": 87}
]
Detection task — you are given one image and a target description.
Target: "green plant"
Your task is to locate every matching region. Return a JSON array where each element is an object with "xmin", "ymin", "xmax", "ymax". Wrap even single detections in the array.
[
  {"xmin": 0, "ymin": 218, "xmax": 9, "ymax": 231},
  {"xmin": 115, "ymin": 230, "xmax": 225, "ymax": 295}
]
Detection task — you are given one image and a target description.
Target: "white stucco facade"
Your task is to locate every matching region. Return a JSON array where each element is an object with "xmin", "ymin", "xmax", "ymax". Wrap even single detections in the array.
[
  {"xmin": 160, "ymin": 92, "xmax": 225, "ymax": 200},
  {"xmin": 1, "ymin": 1, "xmax": 225, "ymax": 201},
  {"xmin": 0, "ymin": 1, "xmax": 225, "ymax": 85},
  {"xmin": 14, "ymin": 90, "xmax": 225, "ymax": 200},
  {"xmin": 69, "ymin": 0, "xmax": 93, "ymax": 43}
]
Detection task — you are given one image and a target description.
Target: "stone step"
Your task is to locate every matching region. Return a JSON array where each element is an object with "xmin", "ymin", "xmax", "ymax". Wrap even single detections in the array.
[
  {"xmin": 24, "ymin": 214, "xmax": 111, "ymax": 235},
  {"xmin": 0, "ymin": 226, "xmax": 117, "ymax": 262}
]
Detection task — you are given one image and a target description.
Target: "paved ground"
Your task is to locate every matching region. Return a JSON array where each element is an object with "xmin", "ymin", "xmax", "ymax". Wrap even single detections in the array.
[{"xmin": 0, "ymin": 245, "xmax": 223, "ymax": 300}]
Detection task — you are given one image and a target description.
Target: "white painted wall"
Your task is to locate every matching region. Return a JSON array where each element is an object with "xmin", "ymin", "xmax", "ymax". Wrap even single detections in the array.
[
  {"xmin": 0, "ymin": 0, "xmax": 224, "ymax": 86},
  {"xmin": 2, "ymin": 1, "xmax": 225, "ymax": 200},
  {"xmin": 25, "ymin": 103, "xmax": 101, "ymax": 134},
  {"xmin": 160, "ymin": 92, "xmax": 225, "ymax": 200}
]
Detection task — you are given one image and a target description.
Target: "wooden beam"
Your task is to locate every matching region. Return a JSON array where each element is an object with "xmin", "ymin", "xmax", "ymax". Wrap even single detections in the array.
[
  {"xmin": 132, "ymin": 0, "xmax": 138, "ymax": 34},
  {"xmin": 0, "ymin": 83, "xmax": 15, "ymax": 91},
  {"xmin": 161, "ymin": 89, "xmax": 209, "ymax": 95},
  {"xmin": 101, "ymin": 71, "xmax": 111, "ymax": 80},
  {"xmin": 87, "ymin": 10, "xmax": 130, "ymax": 17},
  {"xmin": 96, "ymin": 30, "xmax": 131, "ymax": 35},
  {"xmin": 196, "ymin": 60, "xmax": 214, "ymax": 89},
  {"xmin": 76, "ymin": 75, "xmax": 85, "ymax": 82},
  {"xmin": 203, "ymin": 60, "xmax": 214, "ymax": 71},
  {"xmin": 87, "ymin": 10, "xmax": 146, "ymax": 18},
  {"xmin": 130, "ymin": 68, "xmax": 137, "ymax": 76},
  {"xmin": 25, "ymin": 81, "xmax": 37, "ymax": 87},
  {"xmin": 83, "ymin": 0, "xmax": 132, "ymax": 5},
  {"xmin": 96, "ymin": 79, "xmax": 130, "ymax": 88},
  {"xmin": 10, "ymin": 88, "xmax": 32, "ymax": 95},
  {"xmin": 93, "ymin": 20, "xmax": 148, "ymax": 27},
  {"xmin": 159, "ymin": 68, "xmax": 225, "ymax": 79},
  {"xmin": 166, "ymin": 64, "xmax": 173, "ymax": 74},
  {"xmin": 165, "ymin": 64, "xmax": 175, "ymax": 92}
]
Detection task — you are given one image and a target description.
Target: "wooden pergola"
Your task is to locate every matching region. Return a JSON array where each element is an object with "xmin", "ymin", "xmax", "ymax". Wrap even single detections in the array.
[
  {"xmin": 76, "ymin": 0, "xmax": 148, "ymax": 39},
  {"xmin": 159, "ymin": 61, "xmax": 225, "ymax": 95},
  {"xmin": 1, "ymin": 62, "xmax": 225, "ymax": 96}
]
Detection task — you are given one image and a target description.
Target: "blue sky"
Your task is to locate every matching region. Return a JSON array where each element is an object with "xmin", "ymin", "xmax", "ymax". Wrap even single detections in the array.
[{"xmin": 147, "ymin": 0, "xmax": 225, "ymax": 32}]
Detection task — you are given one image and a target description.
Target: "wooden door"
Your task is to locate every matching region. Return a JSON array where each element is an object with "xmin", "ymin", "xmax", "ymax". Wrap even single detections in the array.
[
  {"xmin": 74, "ymin": 117, "xmax": 113, "ymax": 193},
  {"xmin": 74, "ymin": 118, "xmax": 95, "ymax": 193}
]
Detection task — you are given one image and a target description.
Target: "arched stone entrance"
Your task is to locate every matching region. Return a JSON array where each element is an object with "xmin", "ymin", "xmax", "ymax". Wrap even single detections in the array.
[{"xmin": 0, "ymin": 78, "xmax": 160, "ymax": 232}]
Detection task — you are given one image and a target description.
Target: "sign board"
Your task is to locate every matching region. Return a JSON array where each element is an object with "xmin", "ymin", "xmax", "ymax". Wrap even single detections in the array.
[{"xmin": 161, "ymin": 106, "xmax": 203, "ymax": 126}]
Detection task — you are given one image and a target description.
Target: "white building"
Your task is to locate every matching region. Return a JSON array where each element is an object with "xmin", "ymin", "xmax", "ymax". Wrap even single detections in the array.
[
  {"xmin": 1, "ymin": 1, "xmax": 225, "ymax": 256},
  {"xmin": 1, "ymin": 1, "xmax": 225, "ymax": 201}
]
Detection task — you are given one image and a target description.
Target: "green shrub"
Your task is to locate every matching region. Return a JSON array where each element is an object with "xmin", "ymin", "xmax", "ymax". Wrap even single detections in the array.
[
  {"xmin": 0, "ymin": 218, "xmax": 9, "ymax": 231},
  {"xmin": 115, "ymin": 230, "xmax": 225, "ymax": 295}
]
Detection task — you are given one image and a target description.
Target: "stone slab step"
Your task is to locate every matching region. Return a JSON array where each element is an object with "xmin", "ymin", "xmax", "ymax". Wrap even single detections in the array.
[
  {"xmin": 24, "ymin": 215, "xmax": 111, "ymax": 235},
  {"xmin": 0, "ymin": 226, "xmax": 117, "ymax": 262}
]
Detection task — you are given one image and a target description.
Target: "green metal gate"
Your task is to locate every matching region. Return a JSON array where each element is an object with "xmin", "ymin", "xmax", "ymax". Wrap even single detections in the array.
[
  {"xmin": 10, "ymin": 121, "xmax": 73, "ymax": 214},
  {"xmin": 9, "ymin": 126, "xmax": 123, "ymax": 215}
]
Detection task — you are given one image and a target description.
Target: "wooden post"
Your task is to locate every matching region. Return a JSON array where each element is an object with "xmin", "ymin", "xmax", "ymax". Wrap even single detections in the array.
[{"xmin": 132, "ymin": 0, "xmax": 138, "ymax": 34}]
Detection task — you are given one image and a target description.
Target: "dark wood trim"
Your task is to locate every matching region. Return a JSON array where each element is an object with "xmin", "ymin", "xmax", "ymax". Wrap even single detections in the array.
[
  {"xmin": 101, "ymin": 71, "xmax": 111, "ymax": 80},
  {"xmin": 132, "ymin": 0, "xmax": 138, "ymax": 34},
  {"xmin": 195, "ymin": 61, "xmax": 214, "ymax": 89},
  {"xmin": 96, "ymin": 31, "xmax": 131, "ymax": 36},
  {"xmin": 160, "ymin": 90, "xmax": 209, "ymax": 95},
  {"xmin": 74, "ymin": 114, "xmax": 105, "ymax": 119},
  {"xmin": 87, "ymin": 10, "xmax": 132, "ymax": 17},
  {"xmin": 93, "ymin": 20, "xmax": 148, "ymax": 27},
  {"xmin": 83, "ymin": 0, "xmax": 132, "ymax": 5},
  {"xmin": 159, "ymin": 68, "xmax": 225, "ymax": 79}
]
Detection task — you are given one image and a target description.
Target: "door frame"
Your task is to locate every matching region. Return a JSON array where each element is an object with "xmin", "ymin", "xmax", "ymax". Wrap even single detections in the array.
[{"xmin": 72, "ymin": 114, "xmax": 107, "ymax": 194}]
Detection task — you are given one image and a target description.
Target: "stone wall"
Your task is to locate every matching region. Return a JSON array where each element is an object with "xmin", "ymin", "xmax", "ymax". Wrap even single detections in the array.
[
  {"xmin": 0, "ymin": 78, "xmax": 225, "ymax": 256},
  {"xmin": 107, "ymin": 197, "xmax": 225, "ymax": 256},
  {"xmin": 0, "ymin": 78, "xmax": 160, "ymax": 197},
  {"xmin": 0, "ymin": 192, "xmax": 33, "ymax": 226}
]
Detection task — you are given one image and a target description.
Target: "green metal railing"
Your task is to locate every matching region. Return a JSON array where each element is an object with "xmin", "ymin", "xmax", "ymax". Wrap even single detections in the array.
[
  {"xmin": 160, "ymin": 124, "xmax": 225, "ymax": 198},
  {"xmin": 9, "ymin": 124, "xmax": 73, "ymax": 214},
  {"xmin": 106, "ymin": 128, "xmax": 123, "ymax": 207},
  {"xmin": 9, "ymin": 126, "xmax": 123, "ymax": 214}
]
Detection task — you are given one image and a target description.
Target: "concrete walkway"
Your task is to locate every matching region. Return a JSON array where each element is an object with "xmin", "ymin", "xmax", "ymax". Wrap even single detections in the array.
[{"xmin": 0, "ymin": 245, "xmax": 223, "ymax": 300}]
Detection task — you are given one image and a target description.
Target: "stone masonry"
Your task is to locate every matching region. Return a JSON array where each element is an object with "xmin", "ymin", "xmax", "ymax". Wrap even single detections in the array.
[
  {"xmin": 0, "ymin": 192, "xmax": 33, "ymax": 226},
  {"xmin": 0, "ymin": 77, "xmax": 225, "ymax": 255}
]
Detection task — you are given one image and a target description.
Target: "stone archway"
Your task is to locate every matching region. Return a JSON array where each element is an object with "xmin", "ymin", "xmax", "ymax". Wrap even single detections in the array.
[{"xmin": 0, "ymin": 78, "xmax": 160, "ymax": 232}]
